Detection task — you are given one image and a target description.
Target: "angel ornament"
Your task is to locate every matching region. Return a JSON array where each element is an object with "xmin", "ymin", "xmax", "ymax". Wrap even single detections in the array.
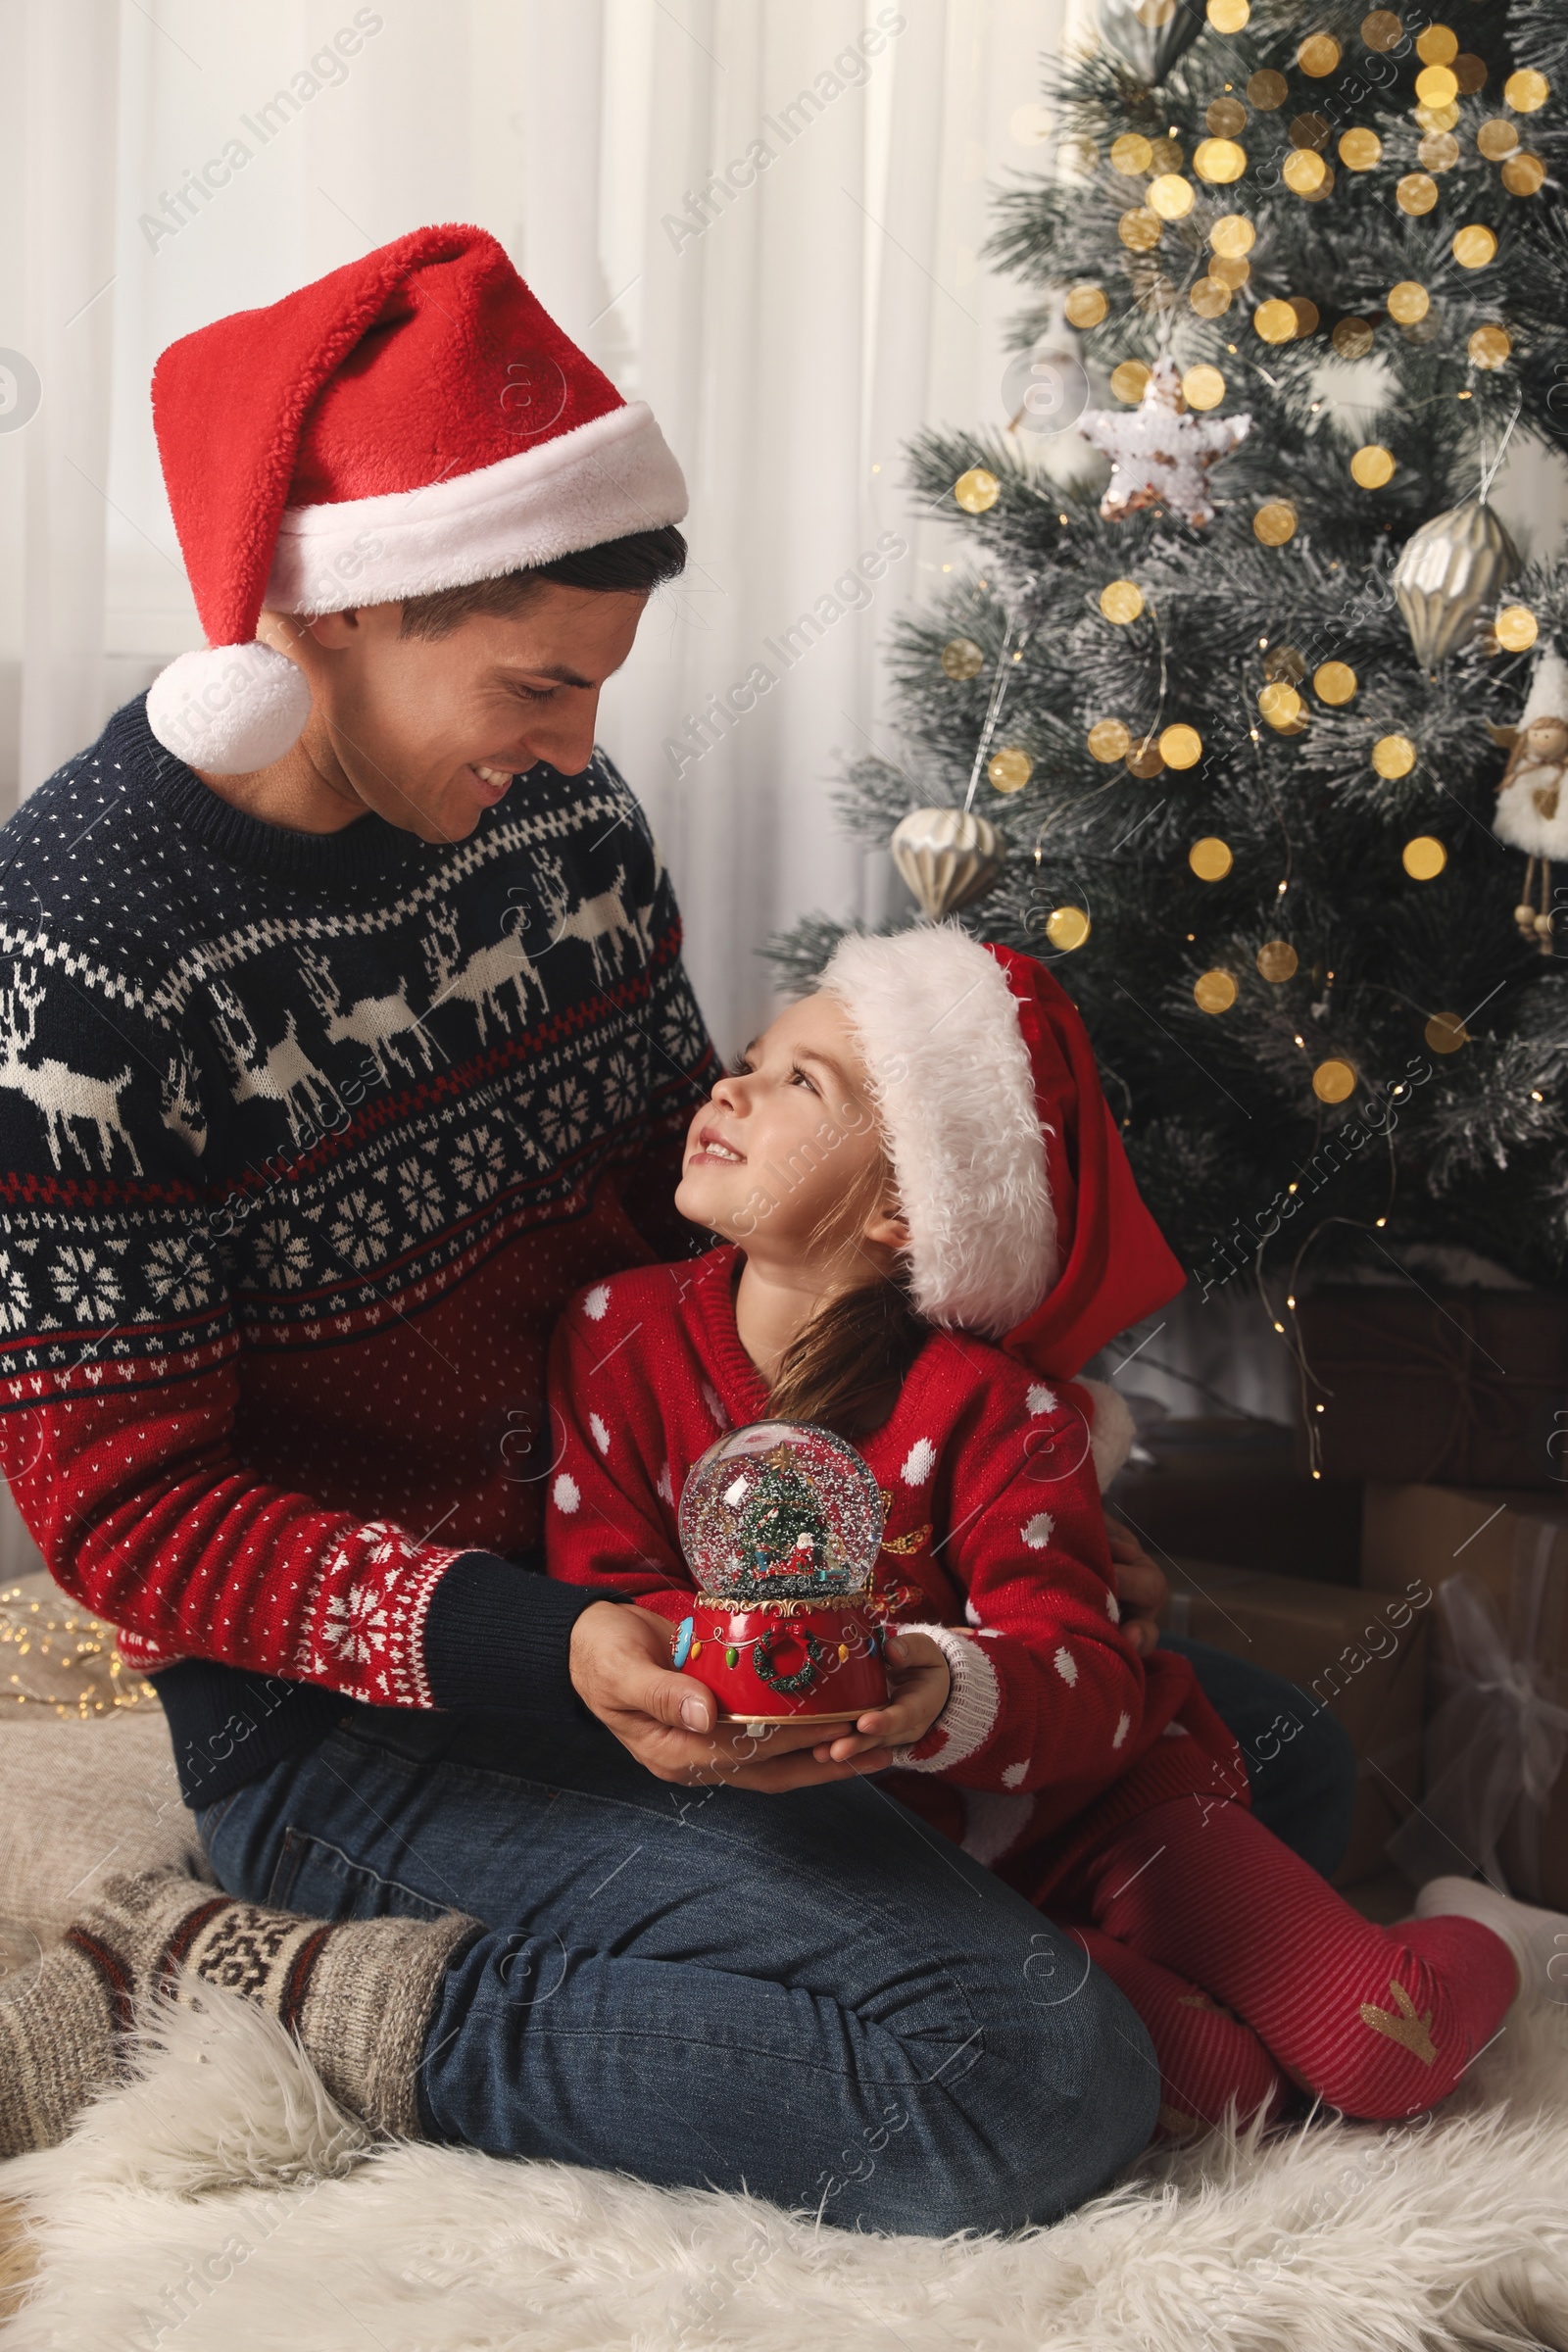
[
  {"xmin": 1078, "ymin": 355, "xmax": 1251, "ymax": 529},
  {"xmin": 1494, "ymin": 647, "xmax": 1568, "ymax": 952}
]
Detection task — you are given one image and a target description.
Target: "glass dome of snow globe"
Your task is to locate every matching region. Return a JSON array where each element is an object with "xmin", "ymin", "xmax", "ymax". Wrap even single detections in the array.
[{"xmin": 677, "ymin": 1421, "xmax": 886, "ymax": 1604}]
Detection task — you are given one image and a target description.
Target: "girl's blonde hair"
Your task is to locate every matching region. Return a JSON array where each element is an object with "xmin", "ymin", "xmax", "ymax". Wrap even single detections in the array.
[{"xmin": 763, "ymin": 1149, "xmax": 929, "ymax": 1437}]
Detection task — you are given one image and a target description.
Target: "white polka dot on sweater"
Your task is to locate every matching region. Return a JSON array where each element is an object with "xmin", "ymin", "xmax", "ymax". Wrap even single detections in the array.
[
  {"xmin": 1002, "ymin": 1759, "xmax": 1030, "ymax": 1788},
  {"xmin": 702, "ymin": 1381, "xmax": 729, "ymax": 1429},
  {"xmin": 1112, "ymin": 1710, "xmax": 1131, "ymax": 1748},
  {"xmin": 964, "ymin": 1596, "xmax": 983, "ymax": 1628},
  {"xmin": 1104, "ymin": 1589, "xmax": 1120, "ymax": 1623},
  {"xmin": 1054, "ymin": 1644, "xmax": 1077, "ymax": 1686},
  {"xmin": 1161, "ymin": 1720, "xmax": 1190, "ymax": 1738},
  {"xmin": 902, "ymin": 1438, "xmax": 936, "ymax": 1488},
  {"xmin": 657, "ymin": 1462, "xmax": 674, "ymax": 1506},
  {"xmin": 583, "ymin": 1284, "xmax": 611, "ymax": 1321},
  {"xmin": 1026, "ymin": 1383, "xmax": 1057, "ymax": 1416},
  {"xmin": 589, "ymin": 1412, "xmax": 611, "ymax": 1455},
  {"xmin": 1022, "ymin": 1511, "xmax": 1054, "ymax": 1549},
  {"xmin": 553, "ymin": 1473, "xmax": 580, "ymax": 1513}
]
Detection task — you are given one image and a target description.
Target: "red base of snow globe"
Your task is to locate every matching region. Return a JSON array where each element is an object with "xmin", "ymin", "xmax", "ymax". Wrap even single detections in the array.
[{"xmin": 671, "ymin": 1598, "xmax": 890, "ymax": 1725}]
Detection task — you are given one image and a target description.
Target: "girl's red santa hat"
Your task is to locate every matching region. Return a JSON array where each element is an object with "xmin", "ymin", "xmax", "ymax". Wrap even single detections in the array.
[
  {"xmin": 146, "ymin": 223, "xmax": 689, "ymax": 774},
  {"xmin": 818, "ymin": 923, "xmax": 1186, "ymax": 1484}
]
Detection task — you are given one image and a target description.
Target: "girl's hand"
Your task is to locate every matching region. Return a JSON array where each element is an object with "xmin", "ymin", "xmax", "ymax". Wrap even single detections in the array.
[
  {"xmin": 810, "ymin": 1631, "xmax": 952, "ymax": 1768},
  {"xmin": 1104, "ymin": 1514, "xmax": 1167, "ymax": 1658}
]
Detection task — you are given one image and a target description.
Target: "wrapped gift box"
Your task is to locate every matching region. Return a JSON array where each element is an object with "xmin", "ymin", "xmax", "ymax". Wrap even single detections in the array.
[
  {"xmin": 1361, "ymin": 1483, "xmax": 1568, "ymax": 1906},
  {"xmin": 1106, "ymin": 1416, "xmax": 1361, "ymax": 1586},
  {"xmin": 1158, "ymin": 1556, "xmax": 1429, "ymax": 1888},
  {"xmin": 1293, "ymin": 1287, "xmax": 1568, "ymax": 1490}
]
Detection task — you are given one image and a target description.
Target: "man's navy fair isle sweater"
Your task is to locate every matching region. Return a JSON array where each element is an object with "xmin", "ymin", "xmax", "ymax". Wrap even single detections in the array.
[{"xmin": 0, "ymin": 697, "xmax": 715, "ymax": 1805}]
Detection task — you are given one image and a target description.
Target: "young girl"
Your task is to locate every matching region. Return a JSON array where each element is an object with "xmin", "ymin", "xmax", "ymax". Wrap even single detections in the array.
[{"xmin": 546, "ymin": 922, "xmax": 1566, "ymax": 2139}]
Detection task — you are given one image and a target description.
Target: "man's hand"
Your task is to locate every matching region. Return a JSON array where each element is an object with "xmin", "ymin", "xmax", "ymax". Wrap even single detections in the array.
[
  {"xmin": 568, "ymin": 1601, "xmax": 883, "ymax": 1790},
  {"xmin": 809, "ymin": 1632, "xmax": 952, "ymax": 1768},
  {"xmin": 1105, "ymin": 1515, "xmax": 1167, "ymax": 1658}
]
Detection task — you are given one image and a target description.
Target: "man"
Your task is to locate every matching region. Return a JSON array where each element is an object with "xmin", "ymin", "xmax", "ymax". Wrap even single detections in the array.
[{"xmin": 0, "ymin": 225, "xmax": 1351, "ymax": 2228}]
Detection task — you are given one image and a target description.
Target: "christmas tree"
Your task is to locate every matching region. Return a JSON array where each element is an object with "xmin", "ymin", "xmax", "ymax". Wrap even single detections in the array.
[
  {"xmin": 769, "ymin": 0, "xmax": 1568, "ymax": 1303},
  {"xmin": 738, "ymin": 1445, "xmax": 836, "ymax": 1593}
]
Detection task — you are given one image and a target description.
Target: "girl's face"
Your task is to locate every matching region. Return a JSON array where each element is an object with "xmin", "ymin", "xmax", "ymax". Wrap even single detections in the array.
[{"xmin": 675, "ymin": 992, "xmax": 906, "ymax": 1271}]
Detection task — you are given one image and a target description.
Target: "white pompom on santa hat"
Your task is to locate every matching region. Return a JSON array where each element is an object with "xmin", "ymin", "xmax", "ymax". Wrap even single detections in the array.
[{"xmin": 146, "ymin": 222, "xmax": 689, "ymax": 775}]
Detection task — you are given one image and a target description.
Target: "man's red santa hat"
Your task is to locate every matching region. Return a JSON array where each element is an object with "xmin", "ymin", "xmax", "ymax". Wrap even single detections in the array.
[
  {"xmin": 146, "ymin": 223, "xmax": 689, "ymax": 774},
  {"xmin": 818, "ymin": 923, "xmax": 1186, "ymax": 1483}
]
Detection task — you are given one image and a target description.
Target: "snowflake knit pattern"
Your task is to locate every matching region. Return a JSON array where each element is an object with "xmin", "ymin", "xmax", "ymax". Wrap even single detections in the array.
[
  {"xmin": 544, "ymin": 1247, "xmax": 1250, "ymax": 1905},
  {"xmin": 0, "ymin": 697, "xmax": 713, "ymax": 1783}
]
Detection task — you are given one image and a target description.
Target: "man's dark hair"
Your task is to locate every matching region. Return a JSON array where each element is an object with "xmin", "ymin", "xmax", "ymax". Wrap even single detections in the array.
[{"xmin": 399, "ymin": 523, "xmax": 686, "ymax": 640}]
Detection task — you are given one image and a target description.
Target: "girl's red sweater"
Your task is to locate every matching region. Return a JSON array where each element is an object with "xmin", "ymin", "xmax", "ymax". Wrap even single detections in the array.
[{"xmin": 544, "ymin": 1246, "xmax": 1250, "ymax": 1905}]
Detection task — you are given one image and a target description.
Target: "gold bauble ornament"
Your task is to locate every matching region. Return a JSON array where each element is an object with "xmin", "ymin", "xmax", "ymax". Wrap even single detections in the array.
[
  {"xmin": 1248, "ymin": 69, "xmax": 1288, "ymax": 110},
  {"xmin": 1252, "ymin": 499, "xmax": 1298, "ymax": 546},
  {"xmin": 1254, "ymin": 300, "xmax": 1298, "ymax": 344},
  {"xmin": 1211, "ymin": 254, "xmax": 1250, "ymax": 288},
  {"xmin": 1504, "ymin": 69, "xmax": 1549, "ymax": 114},
  {"xmin": 1478, "ymin": 118, "xmax": 1520, "ymax": 160},
  {"xmin": 1149, "ymin": 173, "xmax": 1196, "ymax": 219},
  {"xmin": 1189, "ymin": 277, "xmax": 1233, "ymax": 318},
  {"xmin": 1415, "ymin": 24, "xmax": 1457, "ymax": 65},
  {"xmin": 1415, "ymin": 100, "xmax": 1460, "ymax": 132},
  {"xmin": 1453, "ymin": 224, "xmax": 1498, "ymax": 269},
  {"xmin": 1312, "ymin": 1057, "xmax": 1356, "ymax": 1102},
  {"xmin": 1044, "ymin": 905, "xmax": 1091, "ymax": 952},
  {"xmin": 1283, "ymin": 149, "xmax": 1328, "ymax": 197},
  {"xmin": 1424, "ymin": 1011, "xmax": 1469, "ymax": 1054},
  {"xmin": 1182, "ymin": 365, "xmax": 1226, "ymax": 411},
  {"xmin": 1194, "ymin": 138, "xmax": 1248, "ymax": 183},
  {"xmin": 1351, "ymin": 444, "xmax": 1396, "ymax": 488},
  {"xmin": 1256, "ymin": 939, "xmax": 1298, "ymax": 981},
  {"xmin": 890, "ymin": 807, "xmax": 1004, "ymax": 919},
  {"xmin": 1415, "ymin": 63, "xmax": 1458, "ymax": 107},
  {"xmin": 1111, "ymin": 132, "xmax": 1154, "ymax": 174},
  {"xmin": 1298, "ymin": 32, "xmax": 1342, "ymax": 75},
  {"xmin": 1502, "ymin": 153, "xmax": 1546, "ymax": 197},
  {"xmin": 1419, "ymin": 131, "xmax": 1460, "ymax": 171},
  {"xmin": 1207, "ymin": 0, "xmax": 1250, "ymax": 26},
  {"xmin": 1387, "ymin": 280, "xmax": 1430, "ymax": 323},
  {"xmin": 1340, "ymin": 128, "xmax": 1383, "ymax": 170},
  {"xmin": 1125, "ymin": 738, "xmax": 1164, "ymax": 778},
  {"xmin": 1396, "ymin": 172, "xmax": 1439, "ymax": 215},
  {"xmin": 1372, "ymin": 733, "xmax": 1417, "ymax": 777},
  {"xmin": 1110, "ymin": 359, "xmax": 1152, "ymax": 404},
  {"xmin": 987, "ymin": 746, "xmax": 1035, "ymax": 794},
  {"xmin": 1064, "ymin": 283, "xmax": 1109, "ymax": 328},
  {"xmin": 1160, "ymin": 723, "xmax": 1203, "ymax": 768},
  {"xmin": 1206, "ymin": 96, "xmax": 1248, "ymax": 137},
  {"xmin": 1402, "ymin": 834, "xmax": 1447, "ymax": 878},
  {"xmin": 940, "ymin": 637, "xmax": 987, "ymax": 680},
  {"xmin": 1333, "ymin": 317, "xmax": 1375, "ymax": 358},
  {"xmin": 1088, "ymin": 718, "xmax": 1132, "ymax": 763},
  {"xmin": 1194, "ymin": 969, "xmax": 1238, "ymax": 1013},
  {"xmin": 1189, "ymin": 836, "xmax": 1234, "ymax": 879},
  {"xmin": 1259, "ymin": 681, "xmax": 1303, "ymax": 727},
  {"xmin": 1291, "ymin": 298, "xmax": 1322, "ymax": 337},
  {"xmin": 1392, "ymin": 495, "xmax": 1521, "ymax": 667},
  {"xmin": 955, "ymin": 467, "xmax": 1000, "ymax": 513},
  {"xmin": 1494, "ymin": 605, "xmax": 1539, "ymax": 652},
  {"xmin": 1209, "ymin": 215, "xmax": 1255, "ymax": 259},
  {"xmin": 1314, "ymin": 661, "xmax": 1357, "ymax": 704},
  {"xmin": 1100, "ymin": 580, "xmax": 1145, "ymax": 624},
  {"xmin": 1468, "ymin": 323, "xmax": 1511, "ymax": 369},
  {"xmin": 1119, "ymin": 207, "xmax": 1164, "ymax": 253},
  {"xmin": 1361, "ymin": 12, "xmax": 1401, "ymax": 53}
]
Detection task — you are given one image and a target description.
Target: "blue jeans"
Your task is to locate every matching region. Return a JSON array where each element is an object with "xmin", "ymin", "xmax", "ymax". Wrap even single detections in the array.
[
  {"xmin": 1159, "ymin": 1633, "xmax": 1358, "ymax": 1882},
  {"xmin": 197, "ymin": 1701, "xmax": 1160, "ymax": 2235},
  {"xmin": 194, "ymin": 1638, "xmax": 1355, "ymax": 2234}
]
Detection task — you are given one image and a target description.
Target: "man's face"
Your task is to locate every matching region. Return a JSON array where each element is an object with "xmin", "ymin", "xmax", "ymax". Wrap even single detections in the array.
[{"xmin": 267, "ymin": 582, "xmax": 649, "ymax": 843}]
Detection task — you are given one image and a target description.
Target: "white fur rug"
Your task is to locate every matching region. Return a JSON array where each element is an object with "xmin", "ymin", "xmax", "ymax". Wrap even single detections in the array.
[{"xmin": 3, "ymin": 1983, "xmax": 1568, "ymax": 2352}]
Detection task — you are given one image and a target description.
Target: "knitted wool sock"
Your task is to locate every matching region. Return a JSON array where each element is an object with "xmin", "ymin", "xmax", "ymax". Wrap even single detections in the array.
[{"xmin": 0, "ymin": 1872, "xmax": 481, "ymax": 2158}]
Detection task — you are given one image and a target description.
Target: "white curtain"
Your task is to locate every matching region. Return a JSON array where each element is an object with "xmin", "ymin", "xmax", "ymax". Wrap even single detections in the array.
[{"xmin": 0, "ymin": 0, "xmax": 1071, "ymax": 1055}]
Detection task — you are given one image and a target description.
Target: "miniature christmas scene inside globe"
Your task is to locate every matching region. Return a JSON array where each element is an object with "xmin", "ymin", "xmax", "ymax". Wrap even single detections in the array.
[{"xmin": 677, "ymin": 1421, "xmax": 885, "ymax": 1604}]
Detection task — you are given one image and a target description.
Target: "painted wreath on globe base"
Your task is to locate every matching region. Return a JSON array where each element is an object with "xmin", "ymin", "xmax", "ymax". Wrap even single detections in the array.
[{"xmin": 671, "ymin": 1421, "xmax": 892, "ymax": 1727}]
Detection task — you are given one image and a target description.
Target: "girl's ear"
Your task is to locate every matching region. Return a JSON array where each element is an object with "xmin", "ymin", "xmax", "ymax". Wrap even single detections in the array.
[{"xmin": 862, "ymin": 1193, "xmax": 910, "ymax": 1251}]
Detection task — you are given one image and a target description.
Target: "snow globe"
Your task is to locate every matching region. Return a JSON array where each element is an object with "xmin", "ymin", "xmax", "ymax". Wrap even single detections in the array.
[{"xmin": 671, "ymin": 1421, "xmax": 891, "ymax": 1726}]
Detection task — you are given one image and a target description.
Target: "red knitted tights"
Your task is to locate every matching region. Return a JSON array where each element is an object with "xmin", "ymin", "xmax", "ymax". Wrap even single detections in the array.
[{"xmin": 1050, "ymin": 1796, "xmax": 1517, "ymax": 2138}]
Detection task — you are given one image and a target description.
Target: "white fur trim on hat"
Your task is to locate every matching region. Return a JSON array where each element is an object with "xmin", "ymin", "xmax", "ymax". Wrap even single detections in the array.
[
  {"xmin": 1078, "ymin": 1376, "xmax": 1137, "ymax": 1490},
  {"xmin": 265, "ymin": 402, "xmax": 687, "ymax": 617},
  {"xmin": 819, "ymin": 924, "xmax": 1055, "ymax": 1335},
  {"xmin": 146, "ymin": 642, "xmax": 313, "ymax": 774}
]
